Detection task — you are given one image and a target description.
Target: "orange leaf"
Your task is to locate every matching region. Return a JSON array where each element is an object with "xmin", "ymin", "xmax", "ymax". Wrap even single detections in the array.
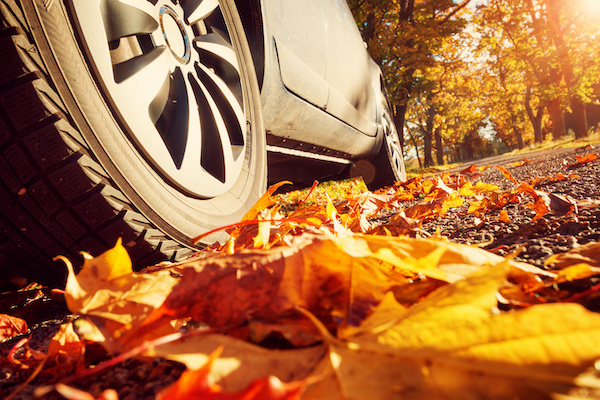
[
  {"xmin": 496, "ymin": 165, "xmax": 519, "ymax": 185},
  {"xmin": 568, "ymin": 153, "xmax": 598, "ymax": 169},
  {"xmin": 47, "ymin": 322, "xmax": 85, "ymax": 369},
  {"xmin": 0, "ymin": 314, "xmax": 27, "ymax": 341},
  {"xmin": 240, "ymin": 181, "xmax": 292, "ymax": 222},
  {"xmin": 459, "ymin": 164, "xmax": 478, "ymax": 174},
  {"xmin": 509, "ymin": 158, "xmax": 531, "ymax": 167},
  {"xmin": 498, "ymin": 210, "xmax": 511, "ymax": 223},
  {"xmin": 525, "ymin": 198, "xmax": 552, "ymax": 221}
]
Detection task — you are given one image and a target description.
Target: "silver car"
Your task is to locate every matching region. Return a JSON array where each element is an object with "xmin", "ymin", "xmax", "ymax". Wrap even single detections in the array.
[{"xmin": 0, "ymin": 0, "xmax": 405, "ymax": 286}]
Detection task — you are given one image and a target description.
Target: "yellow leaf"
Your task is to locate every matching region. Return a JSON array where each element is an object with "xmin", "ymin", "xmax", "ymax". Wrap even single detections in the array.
[
  {"xmin": 555, "ymin": 263, "xmax": 600, "ymax": 284},
  {"xmin": 304, "ymin": 266, "xmax": 600, "ymax": 400},
  {"xmin": 61, "ymin": 241, "xmax": 179, "ymax": 353},
  {"xmin": 253, "ymin": 216, "xmax": 272, "ymax": 249},
  {"xmin": 441, "ymin": 193, "xmax": 464, "ymax": 213}
]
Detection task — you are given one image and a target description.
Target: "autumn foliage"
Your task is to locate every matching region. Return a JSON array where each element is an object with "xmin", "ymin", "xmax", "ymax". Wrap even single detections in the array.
[{"xmin": 2, "ymin": 154, "xmax": 600, "ymax": 399}]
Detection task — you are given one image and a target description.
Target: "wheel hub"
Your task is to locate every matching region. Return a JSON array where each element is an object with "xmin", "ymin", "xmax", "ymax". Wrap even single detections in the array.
[{"xmin": 159, "ymin": 5, "xmax": 191, "ymax": 64}]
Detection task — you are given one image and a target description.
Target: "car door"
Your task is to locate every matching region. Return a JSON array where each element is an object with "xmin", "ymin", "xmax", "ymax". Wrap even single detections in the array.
[
  {"xmin": 323, "ymin": 0, "xmax": 379, "ymax": 136},
  {"xmin": 263, "ymin": 0, "xmax": 329, "ymax": 109}
]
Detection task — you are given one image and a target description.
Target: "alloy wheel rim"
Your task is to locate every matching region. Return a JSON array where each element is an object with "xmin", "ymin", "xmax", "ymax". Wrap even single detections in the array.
[
  {"xmin": 383, "ymin": 108, "xmax": 404, "ymax": 177},
  {"xmin": 70, "ymin": 0, "xmax": 247, "ymax": 198}
]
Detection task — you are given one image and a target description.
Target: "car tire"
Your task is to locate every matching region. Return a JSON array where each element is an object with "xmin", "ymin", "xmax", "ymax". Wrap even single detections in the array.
[
  {"xmin": 361, "ymin": 102, "xmax": 407, "ymax": 190},
  {"xmin": 0, "ymin": 0, "xmax": 266, "ymax": 287}
]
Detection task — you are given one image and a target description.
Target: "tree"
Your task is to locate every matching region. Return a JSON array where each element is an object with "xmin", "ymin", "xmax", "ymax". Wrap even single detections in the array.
[{"xmin": 348, "ymin": 0, "xmax": 473, "ymax": 152}]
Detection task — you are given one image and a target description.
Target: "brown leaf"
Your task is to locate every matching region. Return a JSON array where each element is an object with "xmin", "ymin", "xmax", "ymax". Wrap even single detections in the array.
[
  {"xmin": 143, "ymin": 235, "xmax": 402, "ymax": 342},
  {"xmin": 546, "ymin": 242, "xmax": 600, "ymax": 269}
]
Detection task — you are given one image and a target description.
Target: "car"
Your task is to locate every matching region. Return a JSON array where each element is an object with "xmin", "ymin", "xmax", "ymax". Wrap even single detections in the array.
[{"xmin": 0, "ymin": 0, "xmax": 406, "ymax": 287}]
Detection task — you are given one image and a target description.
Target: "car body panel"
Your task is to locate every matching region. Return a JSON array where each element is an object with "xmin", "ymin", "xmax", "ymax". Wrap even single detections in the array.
[
  {"xmin": 264, "ymin": 1, "xmax": 329, "ymax": 109},
  {"xmin": 257, "ymin": 0, "xmax": 384, "ymax": 160}
]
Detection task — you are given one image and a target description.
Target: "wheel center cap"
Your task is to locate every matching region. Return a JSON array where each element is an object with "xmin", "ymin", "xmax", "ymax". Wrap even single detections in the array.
[{"xmin": 159, "ymin": 5, "xmax": 191, "ymax": 64}]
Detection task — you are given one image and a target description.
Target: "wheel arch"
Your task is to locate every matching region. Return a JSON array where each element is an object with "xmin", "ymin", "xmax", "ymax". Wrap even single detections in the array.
[{"xmin": 234, "ymin": 0, "xmax": 265, "ymax": 91}]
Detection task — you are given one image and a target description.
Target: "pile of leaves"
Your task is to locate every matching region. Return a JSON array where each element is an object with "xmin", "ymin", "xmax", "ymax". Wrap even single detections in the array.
[{"xmin": 2, "ymin": 148, "xmax": 600, "ymax": 400}]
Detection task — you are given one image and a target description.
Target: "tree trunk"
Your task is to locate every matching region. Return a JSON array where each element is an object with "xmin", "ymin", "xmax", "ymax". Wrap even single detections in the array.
[
  {"xmin": 571, "ymin": 98, "xmax": 589, "ymax": 139},
  {"xmin": 524, "ymin": 87, "xmax": 545, "ymax": 143},
  {"xmin": 435, "ymin": 128, "xmax": 444, "ymax": 165},
  {"xmin": 546, "ymin": 0, "xmax": 588, "ymax": 139},
  {"xmin": 408, "ymin": 132, "xmax": 422, "ymax": 168},
  {"xmin": 548, "ymin": 98, "xmax": 566, "ymax": 140},
  {"xmin": 514, "ymin": 127, "xmax": 524, "ymax": 149},
  {"xmin": 423, "ymin": 104, "xmax": 435, "ymax": 167}
]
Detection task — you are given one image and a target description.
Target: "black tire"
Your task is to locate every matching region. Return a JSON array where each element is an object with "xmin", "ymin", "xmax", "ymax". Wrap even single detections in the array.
[
  {"xmin": 361, "ymin": 102, "xmax": 407, "ymax": 190},
  {"xmin": 0, "ymin": 0, "xmax": 266, "ymax": 288}
]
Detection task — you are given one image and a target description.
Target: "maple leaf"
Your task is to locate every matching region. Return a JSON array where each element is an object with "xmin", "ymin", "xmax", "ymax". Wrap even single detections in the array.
[
  {"xmin": 44, "ymin": 322, "xmax": 85, "ymax": 375},
  {"xmin": 60, "ymin": 239, "xmax": 179, "ymax": 353},
  {"xmin": 148, "ymin": 254, "xmax": 600, "ymax": 400},
  {"xmin": 514, "ymin": 182, "xmax": 575, "ymax": 220},
  {"xmin": 138, "ymin": 234, "xmax": 528, "ymax": 349},
  {"xmin": 300, "ymin": 265, "xmax": 600, "ymax": 400},
  {"xmin": 0, "ymin": 314, "xmax": 27, "ymax": 341},
  {"xmin": 141, "ymin": 235, "xmax": 404, "ymax": 342}
]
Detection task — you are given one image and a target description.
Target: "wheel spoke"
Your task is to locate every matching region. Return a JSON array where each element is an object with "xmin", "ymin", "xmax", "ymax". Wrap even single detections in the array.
[
  {"xmin": 195, "ymin": 62, "xmax": 244, "ymax": 148},
  {"xmin": 113, "ymin": 46, "xmax": 171, "ymax": 103},
  {"xmin": 70, "ymin": 0, "xmax": 251, "ymax": 197},
  {"xmin": 182, "ymin": 0, "xmax": 219, "ymax": 25},
  {"xmin": 189, "ymin": 75, "xmax": 226, "ymax": 183},
  {"xmin": 194, "ymin": 33, "xmax": 239, "ymax": 71},
  {"xmin": 101, "ymin": 0, "xmax": 158, "ymax": 42},
  {"xmin": 154, "ymin": 68, "xmax": 189, "ymax": 169}
]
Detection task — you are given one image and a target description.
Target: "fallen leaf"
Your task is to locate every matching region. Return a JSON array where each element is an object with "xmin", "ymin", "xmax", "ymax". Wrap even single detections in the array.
[
  {"xmin": 555, "ymin": 264, "xmax": 600, "ymax": 284},
  {"xmin": 147, "ymin": 333, "xmax": 325, "ymax": 393},
  {"xmin": 301, "ymin": 265, "xmax": 600, "ymax": 400},
  {"xmin": 546, "ymin": 242, "xmax": 600, "ymax": 269},
  {"xmin": 568, "ymin": 153, "xmax": 598, "ymax": 169},
  {"xmin": 61, "ymin": 240, "xmax": 179, "ymax": 353},
  {"xmin": 158, "ymin": 347, "xmax": 305, "ymax": 400},
  {"xmin": 498, "ymin": 210, "xmax": 511, "ymax": 222},
  {"xmin": 47, "ymin": 322, "xmax": 84, "ymax": 365},
  {"xmin": 54, "ymin": 384, "xmax": 118, "ymax": 400},
  {"xmin": 497, "ymin": 165, "xmax": 519, "ymax": 185},
  {"xmin": 0, "ymin": 314, "xmax": 27, "ymax": 341},
  {"xmin": 509, "ymin": 158, "xmax": 531, "ymax": 167}
]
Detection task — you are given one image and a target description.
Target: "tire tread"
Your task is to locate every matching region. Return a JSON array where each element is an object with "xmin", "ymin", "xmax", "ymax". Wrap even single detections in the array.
[{"xmin": 0, "ymin": 0, "xmax": 180, "ymax": 288}]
